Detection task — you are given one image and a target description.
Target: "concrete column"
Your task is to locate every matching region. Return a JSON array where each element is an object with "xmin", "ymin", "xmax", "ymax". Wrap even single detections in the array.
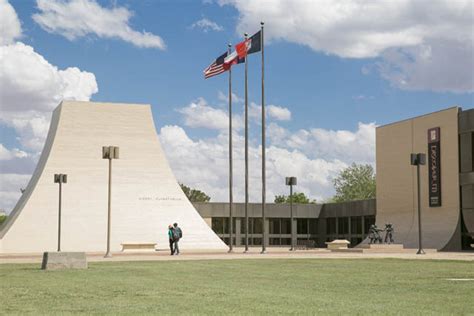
[
  {"xmin": 264, "ymin": 218, "xmax": 270, "ymax": 248},
  {"xmin": 291, "ymin": 218, "xmax": 297, "ymax": 247}
]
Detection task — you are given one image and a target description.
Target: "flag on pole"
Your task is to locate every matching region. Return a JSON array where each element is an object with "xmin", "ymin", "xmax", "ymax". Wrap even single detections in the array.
[
  {"xmin": 248, "ymin": 30, "xmax": 262, "ymax": 55},
  {"xmin": 204, "ymin": 51, "xmax": 245, "ymax": 79},
  {"xmin": 223, "ymin": 50, "xmax": 245, "ymax": 70},
  {"xmin": 204, "ymin": 52, "xmax": 228, "ymax": 79},
  {"xmin": 235, "ymin": 39, "xmax": 251, "ymax": 58},
  {"xmin": 235, "ymin": 30, "xmax": 262, "ymax": 58}
]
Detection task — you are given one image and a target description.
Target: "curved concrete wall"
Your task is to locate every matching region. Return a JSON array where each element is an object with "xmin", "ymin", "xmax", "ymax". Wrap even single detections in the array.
[
  {"xmin": 0, "ymin": 101, "xmax": 226, "ymax": 253},
  {"xmin": 376, "ymin": 107, "xmax": 460, "ymax": 250}
]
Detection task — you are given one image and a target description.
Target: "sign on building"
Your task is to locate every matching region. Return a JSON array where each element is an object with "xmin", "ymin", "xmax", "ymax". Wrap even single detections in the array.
[{"xmin": 428, "ymin": 127, "xmax": 441, "ymax": 207}]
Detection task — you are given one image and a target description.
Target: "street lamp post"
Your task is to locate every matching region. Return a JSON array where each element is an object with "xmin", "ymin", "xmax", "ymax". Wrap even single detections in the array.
[
  {"xmin": 102, "ymin": 146, "xmax": 119, "ymax": 258},
  {"xmin": 410, "ymin": 153, "xmax": 426, "ymax": 255},
  {"xmin": 54, "ymin": 173, "xmax": 67, "ymax": 252},
  {"xmin": 286, "ymin": 177, "xmax": 297, "ymax": 251}
]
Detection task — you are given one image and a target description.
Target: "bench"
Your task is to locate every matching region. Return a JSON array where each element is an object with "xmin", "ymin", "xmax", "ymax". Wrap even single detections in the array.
[
  {"xmin": 295, "ymin": 239, "xmax": 316, "ymax": 250},
  {"xmin": 121, "ymin": 242, "xmax": 157, "ymax": 252},
  {"xmin": 325, "ymin": 239, "xmax": 350, "ymax": 250}
]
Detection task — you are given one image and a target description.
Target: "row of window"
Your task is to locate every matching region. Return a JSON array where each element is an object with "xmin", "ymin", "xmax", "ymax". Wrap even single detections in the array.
[
  {"xmin": 212, "ymin": 216, "xmax": 375, "ymax": 236},
  {"xmin": 219, "ymin": 236, "xmax": 366, "ymax": 248},
  {"xmin": 326, "ymin": 216, "xmax": 375, "ymax": 235}
]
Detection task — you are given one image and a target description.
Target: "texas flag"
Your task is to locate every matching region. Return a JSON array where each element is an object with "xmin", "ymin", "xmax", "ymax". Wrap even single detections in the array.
[{"xmin": 223, "ymin": 50, "xmax": 245, "ymax": 70}]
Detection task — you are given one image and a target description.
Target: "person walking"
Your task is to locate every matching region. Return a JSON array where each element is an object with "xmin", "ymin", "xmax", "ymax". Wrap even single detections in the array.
[
  {"xmin": 173, "ymin": 223, "xmax": 182, "ymax": 255},
  {"xmin": 168, "ymin": 224, "xmax": 175, "ymax": 255}
]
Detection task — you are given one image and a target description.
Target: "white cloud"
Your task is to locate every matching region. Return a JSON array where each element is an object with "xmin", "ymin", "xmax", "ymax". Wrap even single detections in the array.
[
  {"xmin": 267, "ymin": 122, "xmax": 288, "ymax": 145},
  {"xmin": 0, "ymin": 144, "xmax": 28, "ymax": 161},
  {"xmin": 191, "ymin": 18, "xmax": 224, "ymax": 32},
  {"xmin": 160, "ymin": 103, "xmax": 376, "ymax": 203},
  {"xmin": 0, "ymin": 0, "xmax": 21, "ymax": 45},
  {"xmin": 284, "ymin": 122, "xmax": 376, "ymax": 164},
  {"xmin": 177, "ymin": 98, "xmax": 243, "ymax": 130},
  {"xmin": 268, "ymin": 105, "xmax": 291, "ymax": 121},
  {"xmin": 374, "ymin": 41, "xmax": 473, "ymax": 93},
  {"xmin": 250, "ymin": 102, "xmax": 291, "ymax": 121},
  {"xmin": 221, "ymin": 0, "xmax": 474, "ymax": 93},
  {"xmin": 0, "ymin": 1, "xmax": 99, "ymax": 214},
  {"xmin": 352, "ymin": 95, "xmax": 375, "ymax": 101},
  {"xmin": 0, "ymin": 174, "xmax": 31, "ymax": 214},
  {"xmin": 217, "ymin": 90, "xmax": 243, "ymax": 103},
  {"xmin": 33, "ymin": 0, "xmax": 166, "ymax": 49},
  {"xmin": 0, "ymin": 42, "xmax": 98, "ymax": 151}
]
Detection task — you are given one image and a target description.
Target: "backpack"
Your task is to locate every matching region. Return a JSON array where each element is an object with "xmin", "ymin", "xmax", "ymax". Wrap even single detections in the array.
[
  {"xmin": 177, "ymin": 227, "xmax": 182, "ymax": 238},
  {"xmin": 172, "ymin": 228, "xmax": 180, "ymax": 241}
]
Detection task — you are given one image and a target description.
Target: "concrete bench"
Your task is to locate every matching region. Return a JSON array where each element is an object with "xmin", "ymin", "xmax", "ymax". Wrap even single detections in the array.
[
  {"xmin": 325, "ymin": 239, "xmax": 350, "ymax": 250},
  {"xmin": 121, "ymin": 242, "xmax": 157, "ymax": 252}
]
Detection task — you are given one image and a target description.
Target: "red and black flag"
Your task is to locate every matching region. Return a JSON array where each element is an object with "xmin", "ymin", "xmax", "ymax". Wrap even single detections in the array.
[
  {"xmin": 235, "ymin": 30, "xmax": 262, "ymax": 58},
  {"xmin": 203, "ymin": 52, "xmax": 228, "ymax": 79}
]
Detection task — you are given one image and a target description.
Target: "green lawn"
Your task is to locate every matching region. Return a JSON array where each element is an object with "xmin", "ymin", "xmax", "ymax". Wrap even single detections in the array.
[{"xmin": 1, "ymin": 259, "xmax": 473, "ymax": 315}]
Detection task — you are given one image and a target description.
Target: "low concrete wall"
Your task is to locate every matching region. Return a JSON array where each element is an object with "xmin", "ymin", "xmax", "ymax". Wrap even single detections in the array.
[{"xmin": 41, "ymin": 252, "xmax": 87, "ymax": 270}]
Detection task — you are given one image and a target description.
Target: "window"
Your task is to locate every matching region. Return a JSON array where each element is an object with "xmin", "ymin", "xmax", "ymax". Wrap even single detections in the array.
[
  {"xmin": 326, "ymin": 218, "xmax": 337, "ymax": 234},
  {"xmin": 240, "ymin": 218, "xmax": 249, "ymax": 234},
  {"xmin": 252, "ymin": 238, "xmax": 262, "ymax": 245},
  {"xmin": 309, "ymin": 219, "xmax": 318, "ymax": 235},
  {"xmin": 281, "ymin": 238, "xmax": 291, "ymax": 245},
  {"xmin": 297, "ymin": 219, "xmax": 308, "ymax": 234},
  {"xmin": 212, "ymin": 217, "xmax": 224, "ymax": 234},
  {"xmin": 281, "ymin": 218, "xmax": 291, "ymax": 234},
  {"xmin": 269, "ymin": 218, "xmax": 280, "ymax": 234},
  {"xmin": 338, "ymin": 217, "xmax": 349, "ymax": 234},
  {"xmin": 253, "ymin": 218, "xmax": 263, "ymax": 234},
  {"xmin": 269, "ymin": 238, "xmax": 281, "ymax": 246},
  {"xmin": 350, "ymin": 237, "xmax": 363, "ymax": 248},
  {"xmin": 351, "ymin": 217, "xmax": 362, "ymax": 234},
  {"xmin": 223, "ymin": 218, "xmax": 229, "ymax": 234},
  {"xmin": 364, "ymin": 216, "xmax": 376, "ymax": 235}
]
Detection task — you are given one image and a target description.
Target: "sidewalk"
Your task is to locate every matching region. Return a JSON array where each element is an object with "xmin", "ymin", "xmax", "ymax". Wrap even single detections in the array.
[{"xmin": 1, "ymin": 247, "xmax": 473, "ymax": 264}]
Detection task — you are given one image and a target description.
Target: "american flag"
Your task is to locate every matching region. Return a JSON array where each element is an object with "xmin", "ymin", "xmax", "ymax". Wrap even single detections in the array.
[{"xmin": 203, "ymin": 52, "xmax": 228, "ymax": 79}]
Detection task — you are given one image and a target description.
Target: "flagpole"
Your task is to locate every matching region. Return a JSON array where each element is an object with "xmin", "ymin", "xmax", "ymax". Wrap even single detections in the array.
[
  {"xmin": 244, "ymin": 32, "xmax": 249, "ymax": 253},
  {"xmin": 260, "ymin": 22, "xmax": 266, "ymax": 254},
  {"xmin": 228, "ymin": 43, "xmax": 233, "ymax": 253}
]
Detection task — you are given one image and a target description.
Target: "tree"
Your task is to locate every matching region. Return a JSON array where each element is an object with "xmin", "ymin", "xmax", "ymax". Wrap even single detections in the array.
[
  {"xmin": 0, "ymin": 215, "xmax": 7, "ymax": 225},
  {"xmin": 332, "ymin": 163, "xmax": 376, "ymax": 202},
  {"xmin": 180, "ymin": 183, "xmax": 211, "ymax": 202},
  {"xmin": 274, "ymin": 192, "xmax": 316, "ymax": 204}
]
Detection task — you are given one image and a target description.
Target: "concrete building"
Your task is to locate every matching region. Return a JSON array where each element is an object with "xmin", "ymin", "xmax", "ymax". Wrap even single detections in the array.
[
  {"xmin": 0, "ymin": 101, "xmax": 226, "ymax": 253},
  {"xmin": 1, "ymin": 103, "xmax": 472, "ymax": 253},
  {"xmin": 195, "ymin": 107, "xmax": 474, "ymax": 251},
  {"xmin": 194, "ymin": 200, "xmax": 376, "ymax": 248},
  {"xmin": 375, "ymin": 107, "xmax": 472, "ymax": 251}
]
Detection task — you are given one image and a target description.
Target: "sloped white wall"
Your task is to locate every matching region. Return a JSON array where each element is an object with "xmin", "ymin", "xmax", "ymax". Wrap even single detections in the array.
[{"xmin": 0, "ymin": 101, "xmax": 226, "ymax": 253}]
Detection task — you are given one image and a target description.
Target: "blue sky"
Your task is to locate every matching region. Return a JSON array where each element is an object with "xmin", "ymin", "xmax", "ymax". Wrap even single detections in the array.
[{"xmin": 0, "ymin": 0, "xmax": 473, "ymax": 212}]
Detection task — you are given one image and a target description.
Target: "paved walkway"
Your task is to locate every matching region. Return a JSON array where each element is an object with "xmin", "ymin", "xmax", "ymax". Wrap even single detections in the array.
[{"xmin": 1, "ymin": 247, "xmax": 473, "ymax": 264}]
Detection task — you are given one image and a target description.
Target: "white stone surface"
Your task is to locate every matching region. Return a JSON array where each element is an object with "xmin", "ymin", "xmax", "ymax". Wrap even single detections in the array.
[
  {"xmin": 0, "ymin": 101, "xmax": 227, "ymax": 253},
  {"xmin": 325, "ymin": 239, "xmax": 350, "ymax": 250}
]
